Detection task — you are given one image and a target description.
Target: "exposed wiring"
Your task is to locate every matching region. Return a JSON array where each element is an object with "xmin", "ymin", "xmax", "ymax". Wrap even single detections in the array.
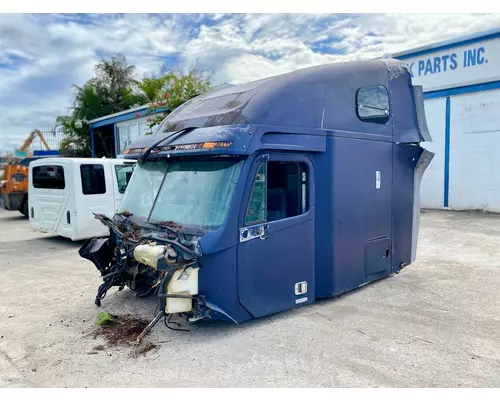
[
  {"xmin": 138, "ymin": 279, "xmax": 161, "ymax": 298},
  {"xmin": 164, "ymin": 314, "xmax": 189, "ymax": 332}
]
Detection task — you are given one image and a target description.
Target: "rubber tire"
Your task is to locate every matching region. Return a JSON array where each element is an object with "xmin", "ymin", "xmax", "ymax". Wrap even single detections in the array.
[{"xmin": 20, "ymin": 200, "xmax": 29, "ymax": 218}]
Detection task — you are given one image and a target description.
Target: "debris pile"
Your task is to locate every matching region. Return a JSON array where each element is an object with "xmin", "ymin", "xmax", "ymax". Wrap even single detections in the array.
[{"xmin": 90, "ymin": 312, "xmax": 158, "ymax": 357}]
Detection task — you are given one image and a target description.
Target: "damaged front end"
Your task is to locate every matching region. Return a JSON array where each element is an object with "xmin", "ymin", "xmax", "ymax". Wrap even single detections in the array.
[{"xmin": 79, "ymin": 213, "xmax": 208, "ymax": 340}]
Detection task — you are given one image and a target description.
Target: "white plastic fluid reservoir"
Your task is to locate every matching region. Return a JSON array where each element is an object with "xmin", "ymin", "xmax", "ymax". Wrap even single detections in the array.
[
  {"xmin": 133, "ymin": 244, "xmax": 166, "ymax": 269},
  {"xmin": 166, "ymin": 266, "xmax": 199, "ymax": 314}
]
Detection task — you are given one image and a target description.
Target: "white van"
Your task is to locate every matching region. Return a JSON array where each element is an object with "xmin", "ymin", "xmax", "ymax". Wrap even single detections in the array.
[{"xmin": 28, "ymin": 158, "xmax": 135, "ymax": 241}]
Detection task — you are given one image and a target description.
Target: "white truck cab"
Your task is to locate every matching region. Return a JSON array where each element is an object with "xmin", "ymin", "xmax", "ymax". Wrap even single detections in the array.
[{"xmin": 28, "ymin": 157, "xmax": 136, "ymax": 241}]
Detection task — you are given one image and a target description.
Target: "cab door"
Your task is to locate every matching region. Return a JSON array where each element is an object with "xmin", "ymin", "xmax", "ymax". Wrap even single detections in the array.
[
  {"xmin": 237, "ymin": 153, "xmax": 315, "ymax": 318},
  {"xmin": 29, "ymin": 163, "xmax": 71, "ymax": 236},
  {"xmin": 111, "ymin": 162, "xmax": 135, "ymax": 211},
  {"xmin": 74, "ymin": 162, "xmax": 112, "ymax": 240}
]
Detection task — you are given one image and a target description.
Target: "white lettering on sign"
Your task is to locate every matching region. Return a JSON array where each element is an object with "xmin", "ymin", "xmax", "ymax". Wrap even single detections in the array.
[{"xmin": 399, "ymin": 38, "xmax": 500, "ymax": 92}]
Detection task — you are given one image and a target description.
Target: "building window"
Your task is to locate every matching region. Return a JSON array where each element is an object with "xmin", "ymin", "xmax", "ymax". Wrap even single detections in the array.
[
  {"xmin": 245, "ymin": 161, "xmax": 308, "ymax": 226},
  {"xmin": 138, "ymin": 122, "xmax": 147, "ymax": 136},
  {"xmin": 32, "ymin": 165, "xmax": 65, "ymax": 190},
  {"xmin": 356, "ymin": 85, "xmax": 390, "ymax": 122},
  {"xmin": 118, "ymin": 126, "xmax": 128, "ymax": 154},
  {"xmin": 115, "ymin": 164, "xmax": 135, "ymax": 194},
  {"xmin": 127, "ymin": 124, "xmax": 139, "ymax": 145},
  {"xmin": 80, "ymin": 164, "xmax": 106, "ymax": 195},
  {"xmin": 117, "ymin": 117, "xmax": 152, "ymax": 154}
]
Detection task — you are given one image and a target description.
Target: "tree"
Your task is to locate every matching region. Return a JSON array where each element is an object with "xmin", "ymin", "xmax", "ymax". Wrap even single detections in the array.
[
  {"xmin": 57, "ymin": 54, "xmax": 147, "ymax": 157},
  {"xmin": 138, "ymin": 76, "xmax": 170, "ymax": 102},
  {"xmin": 143, "ymin": 66, "xmax": 213, "ymax": 134},
  {"xmin": 57, "ymin": 55, "xmax": 213, "ymax": 157}
]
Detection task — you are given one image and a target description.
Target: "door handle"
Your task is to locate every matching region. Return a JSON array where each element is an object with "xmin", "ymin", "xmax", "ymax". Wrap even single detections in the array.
[
  {"xmin": 259, "ymin": 225, "xmax": 269, "ymax": 240},
  {"xmin": 239, "ymin": 224, "xmax": 269, "ymax": 243}
]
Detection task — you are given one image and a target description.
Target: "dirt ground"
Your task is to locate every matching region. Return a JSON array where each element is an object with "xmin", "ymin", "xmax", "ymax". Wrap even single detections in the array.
[{"xmin": 0, "ymin": 208, "xmax": 499, "ymax": 388}]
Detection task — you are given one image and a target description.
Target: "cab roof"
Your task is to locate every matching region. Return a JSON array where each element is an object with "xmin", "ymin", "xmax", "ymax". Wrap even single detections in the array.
[
  {"xmin": 29, "ymin": 157, "xmax": 136, "ymax": 168},
  {"xmin": 156, "ymin": 58, "xmax": 411, "ymax": 134},
  {"xmin": 124, "ymin": 58, "xmax": 428, "ymax": 159}
]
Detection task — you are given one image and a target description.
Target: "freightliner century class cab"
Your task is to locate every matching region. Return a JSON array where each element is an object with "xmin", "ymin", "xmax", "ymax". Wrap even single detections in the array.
[{"xmin": 79, "ymin": 58, "xmax": 434, "ymax": 338}]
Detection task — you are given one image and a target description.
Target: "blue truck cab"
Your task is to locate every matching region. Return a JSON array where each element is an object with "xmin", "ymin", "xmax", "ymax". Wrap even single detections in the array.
[{"xmin": 79, "ymin": 58, "xmax": 434, "ymax": 335}]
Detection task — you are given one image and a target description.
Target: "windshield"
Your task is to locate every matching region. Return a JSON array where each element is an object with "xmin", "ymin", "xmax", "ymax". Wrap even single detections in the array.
[{"xmin": 117, "ymin": 159, "xmax": 243, "ymax": 231}]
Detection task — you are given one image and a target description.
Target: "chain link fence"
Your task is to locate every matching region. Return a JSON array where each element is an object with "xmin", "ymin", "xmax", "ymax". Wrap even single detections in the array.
[{"xmin": 28, "ymin": 128, "xmax": 65, "ymax": 152}]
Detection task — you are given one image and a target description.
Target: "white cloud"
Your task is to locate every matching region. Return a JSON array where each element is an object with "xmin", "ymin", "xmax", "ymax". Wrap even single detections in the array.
[
  {"xmin": 1, "ymin": 13, "xmax": 500, "ymax": 153},
  {"xmin": 177, "ymin": 13, "xmax": 500, "ymax": 84}
]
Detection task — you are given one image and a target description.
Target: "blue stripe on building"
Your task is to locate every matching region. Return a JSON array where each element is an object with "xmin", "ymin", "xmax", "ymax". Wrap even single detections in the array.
[
  {"xmin": 90, "ymin": 126, "xmax": 95, "ymax": 159},
  {"xmin": 393, "ymin": 28, "xmax": 500, "ymax": 209},
  {"xmin": 423, "ymin": 80, "xmax": 500, "ymax": 100},
  {"xmin": 444, "ymin": 97, "xmax": 451, "ymax": 208}
]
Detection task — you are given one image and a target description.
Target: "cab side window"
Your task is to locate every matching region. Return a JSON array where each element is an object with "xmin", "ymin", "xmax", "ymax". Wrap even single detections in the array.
[
  {"xmin": 80, "ymin": 164, "xmax": 106, "ymax": 195},
  {"xmin": 356, "ymin": 85, "xmax": 390, "ymax": 123},
  {"xmin": 245, "ymin": 164, "xmax": 267, "ymax": 225},
  {"xmin": 32, "ymin": 165, "xmax": 65, "ymax": 189},
  {"xmin": 245, "ymin": 161, "xmax": 308, "ymax": 226}
]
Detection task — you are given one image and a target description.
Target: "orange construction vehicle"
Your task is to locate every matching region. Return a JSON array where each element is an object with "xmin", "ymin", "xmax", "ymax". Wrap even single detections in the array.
[{"xmin": 1, "ymin": 130, "xmax": 54, "ymax": 217}]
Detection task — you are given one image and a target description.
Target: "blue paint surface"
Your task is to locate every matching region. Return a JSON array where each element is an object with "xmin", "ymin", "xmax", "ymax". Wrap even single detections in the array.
[
  {"xmin": 121, "ymin": 59, "xmax": 433, "ymax": 322},
  {"xmin": 90, "ymin": 126, "xmax": 95, "ymax": 158},
  {"xmin": 444, "ymin": 97, "xmax": 451, "ymax": 208},
  {"xmin": 424, "ymin": 80, "xmax": 500, "ymax": 99},
  {"xmin": 33, "ymin": 150, "xmax": 59, "ymax": 156},
  {"xmin": 89, "ymin": 107, "xmax": 168, "ymax": 129},
  {"xmin": 113, "ymin": 124, "xmax": 118, "ymax": 157}
]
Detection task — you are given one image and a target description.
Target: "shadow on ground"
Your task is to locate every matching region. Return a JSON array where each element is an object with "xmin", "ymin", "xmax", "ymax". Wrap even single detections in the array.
[
  {"xmin": 24, "ymin": 234, "xmax": 85, "ymax": 249},
  {"xmin": 89, "ymin": 273, "xmax": 393, "ymax": 347},
  {"xmin": 0, "ymin": 214, "xmax": 27, "ymax": 222}
]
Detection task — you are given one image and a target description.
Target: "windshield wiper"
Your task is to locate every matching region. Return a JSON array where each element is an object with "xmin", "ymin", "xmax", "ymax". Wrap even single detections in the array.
[{"xmin": 138, "ymin": 127, "xmax": 198, "ymax": 163}]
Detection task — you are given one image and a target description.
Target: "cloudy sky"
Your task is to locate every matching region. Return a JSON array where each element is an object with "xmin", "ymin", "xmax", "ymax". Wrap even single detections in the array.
[{"xmin": 1, "ymin": 13, "xmax": 500, "ymax": 153}]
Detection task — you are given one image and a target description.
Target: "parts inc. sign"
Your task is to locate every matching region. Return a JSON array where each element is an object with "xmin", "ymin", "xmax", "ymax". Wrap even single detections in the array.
[{"xmin": 399, "ymin": 38, "xmax": 500, "ymax": 92}]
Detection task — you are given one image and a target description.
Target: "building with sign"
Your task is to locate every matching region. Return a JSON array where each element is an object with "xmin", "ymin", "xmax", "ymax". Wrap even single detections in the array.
[
  {"xmin": 391, "ymin": 27, "xmax": 500, "ymax": 212},
  {"xmin": 88, "ymin": 104, "xmax": 167, "ymax": 158}
]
